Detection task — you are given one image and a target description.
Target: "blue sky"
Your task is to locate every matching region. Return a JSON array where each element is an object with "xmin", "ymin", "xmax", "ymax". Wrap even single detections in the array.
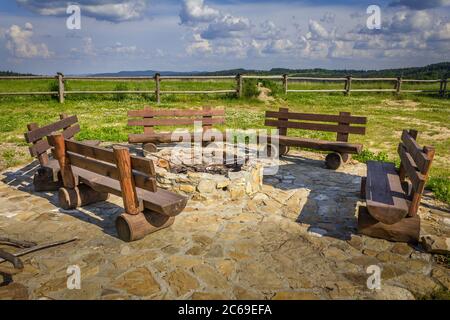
[{"xmin": 0, "ymin": 0, "xmax": 449, "ymax": 74}]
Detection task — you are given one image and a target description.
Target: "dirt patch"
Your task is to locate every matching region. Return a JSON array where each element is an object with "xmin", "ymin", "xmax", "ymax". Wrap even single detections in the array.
[
  {"xmin": 391, "ymin": 117, "xmax": 450, "ymax": 140},
  {"xmin": 383, "ymin": 99, "xmax": 420, "ymax": 109}
]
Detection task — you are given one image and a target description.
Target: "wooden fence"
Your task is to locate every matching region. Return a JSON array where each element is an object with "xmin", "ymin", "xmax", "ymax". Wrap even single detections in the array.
[{"xmin": 0, "ymin": 73, "xmax": 447, "ymax": 103}]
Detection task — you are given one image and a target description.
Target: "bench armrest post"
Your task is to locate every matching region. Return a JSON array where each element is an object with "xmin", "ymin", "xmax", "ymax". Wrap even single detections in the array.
[
  {"xmin": 113, "ymin": 146, "xmax": 141, "ymax": 215},
  {"xmin": 52, "ymin": 133, "xmax": 76, "ymax": 189}
]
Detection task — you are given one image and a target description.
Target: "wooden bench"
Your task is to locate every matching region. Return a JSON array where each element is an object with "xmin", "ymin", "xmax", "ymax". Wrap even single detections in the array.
[
  {"xmin": 49, "ymin": 133, "xmax": 187, "ymax": 242},
  {"xmin": 358, "ymin": 129, "xmax": 435, "ymax": 243},
  {"xmin": 24, "ymin": 114, "xmax": 99, "ymax": 191},
  {"xmin": 128, "ymin": 106, "xmax": 225, "ymax": 153},
  {"xmin": 264, "ymin": 108, "xmax": 367, "ymax": 169}
]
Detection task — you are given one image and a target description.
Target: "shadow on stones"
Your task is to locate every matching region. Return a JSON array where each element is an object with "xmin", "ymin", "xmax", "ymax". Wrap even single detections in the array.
[
  {"xmin": 1, "ymin": 161, "xmax": 123, "ymax": 239},
  {"xmin": 263, "ymin": 154, "xmax": 362, "ymax": 241}
]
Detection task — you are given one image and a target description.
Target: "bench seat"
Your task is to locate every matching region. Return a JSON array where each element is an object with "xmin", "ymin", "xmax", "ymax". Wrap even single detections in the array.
[
  {"xmin": 73, "ymin": 167, "xmax": 187, "ymax": 217},
  {"xmin": 278, "ymin": 135, "xmax": 363, "ymax": 154},
  {"xmin": 365, "ymin": 160, "xmax": 409, "ymax": 225}
]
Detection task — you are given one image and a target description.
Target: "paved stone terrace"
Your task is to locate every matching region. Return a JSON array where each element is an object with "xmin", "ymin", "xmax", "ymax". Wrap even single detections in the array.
[{"xmin": 0, "ymin": 150, "xmax": 449, "ymax": 300}]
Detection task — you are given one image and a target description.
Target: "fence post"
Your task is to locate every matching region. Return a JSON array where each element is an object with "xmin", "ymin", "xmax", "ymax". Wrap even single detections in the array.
[
  {"xmin": 283, "ymin": 74, "xmax": 288, "ymax": 94},
  {"xmin": 57, "ymin": 72, "xmax": 65, "ymax": 103},
  {"xmin": 154, "ymin": 73, "xmax": 161, "ymax": 104},
  {"xmin": 345, "ymin": 75, "xmax": 352, "ymax": 96},
  {"xmin": 443, "ymin": 78, "xmax": 448, "ymax": 97},
  {"xmin": 396, "ymin": 76, "xmax": 402, "ymax": 95},
  {"xmin": 236, "ymin": 74, "xmax": 243, "ymax": 98}
]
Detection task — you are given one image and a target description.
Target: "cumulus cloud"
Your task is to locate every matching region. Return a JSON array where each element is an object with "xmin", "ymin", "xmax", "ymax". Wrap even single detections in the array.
[
  {"xmin": 179, "ymin": 0, "xmax": 220, "ymax": 25},
  {"xmin": 4, "ymin": 23, "xmax": 52, "ymax": 59},
  {"xmin": 70, "ymin": 37, "xmax": 140, "ymax": 57},
  {"xmin": 306, "ymin": 19, "xmax": 332, "ymax": 40},
  {"xmin": 15, "ymin": 0, "xmax": 148, "ymax": 22},
  {"xmin": 178, "ymin": 0, "xmax": 449, "ymax": 63},
  {"xmin": 186, "ymin": 33, "xmax": 212, "ymax": 55},
  {"xmin": 389, "ymin": 0, "xmax": 450, "ymax": 10},
  {"xmin": 200, "ymin": 15, "xmax": 250, "ymax": 39},
  {"xmin": 389, "ymin": 11, "xmax": 434, "ymax": 32},
  {"xmin": 262, "ymin": 39, "xmax": 294, "ymax": 54}
]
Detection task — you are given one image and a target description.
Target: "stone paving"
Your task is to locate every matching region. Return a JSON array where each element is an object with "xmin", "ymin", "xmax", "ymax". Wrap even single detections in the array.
[{"xmin": 0, "ymin": 150, "xmax": 449, "ymax": 300}]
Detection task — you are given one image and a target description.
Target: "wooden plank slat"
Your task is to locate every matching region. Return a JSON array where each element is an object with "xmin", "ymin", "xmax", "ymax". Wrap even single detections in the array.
[
  {"xmin": 401, "ymin": 130, "xmax": 430, "ymax": 173},
  {"xmin": 128, "ymin": 108, "xmax": 225, "ymax": 117},
  {"xmin": 264, "ymin": 119, "xmax": 366, "ymax": 135},
  {"xmin": 68, "ymin": 153, "xmax": 157, "ymax": 192},
  {"xmin": 65, "ymin": 140, "xmax": 155, "ymax": 176},
  {"xmin": 264, "ymin": 135, "xmax": 362, "ymax": 153},
  {"xmin": 397, "ymin": 143, "xmax": 425, "ymax": 191},
  {"xmin": 76, "ymin": 168, "xmax": 187, "ymax": 216},
  {"xmin": 265, "ymin": 111, "xmax": 367, "ymax": 124},
  {"xmin": 128, "ymin": 117, "xmax": 224, "ymax": 127},
  {"xmin": 25, "ymin": 116, "xmax": 78, "ymax": 143},
  {"xmin": 29, "ymin": 139, "xmax": 51, "ymax": 157},
  {"xmin": 62, "ymin": 124, "xmax": 80, "ymax": 139},
  {"xmin": 365, "ymin": 161, "xmax": 409, "ymax": 224}
]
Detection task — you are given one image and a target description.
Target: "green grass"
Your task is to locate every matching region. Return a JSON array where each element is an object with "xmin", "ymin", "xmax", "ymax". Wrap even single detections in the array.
[
  {"xmin": 353, "ymin": 149, "xmax": 392, "ymax": 164},
  {"xmin": 0, "ymin": 78, "xmax": 449, "ymax": 204},
  {"xmin": 427, "ymin": 177, "xmax": 450, "ymax": 204}
]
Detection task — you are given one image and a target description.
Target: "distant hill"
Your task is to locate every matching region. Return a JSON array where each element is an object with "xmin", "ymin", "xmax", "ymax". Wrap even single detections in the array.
[
  {"xmin": 89, "ymin": 62, "xmax": 449, "ymax": 79},
  {"xmin": 2, "ymin": 62, "xmax": 448, "ymax": 79},
  {"xmin": 192, "ymin": 62, "xmax": 450, "ymax": 79},
  {"xmin": 0, "ymin": 71, "xmax": 34, "ymax": 76},
  {"xmin": 91, "ymin": 70, "xmax": 204, "ymax": 77}
]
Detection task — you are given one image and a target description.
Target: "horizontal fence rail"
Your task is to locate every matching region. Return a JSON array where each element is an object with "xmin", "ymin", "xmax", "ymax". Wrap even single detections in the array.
[{"xmin": 0, "ymin": 73, "xmax": 447, "ymax": 103}]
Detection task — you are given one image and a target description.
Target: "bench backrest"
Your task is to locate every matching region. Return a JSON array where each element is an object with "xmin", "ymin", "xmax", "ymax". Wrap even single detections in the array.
[
  {"xmin": 50, "ymin": 133, "xmax": 157, "ymax": 215},
  {"xmin": 128, "ymin": 106, "xmax": 225, "ymax": 134},
  {"xmin": 265, "ymin": 107, "xmax": 367, "ymax": 142},
  {"xmin": 397, "ymin": 129, "xmax": 435, "ymax": 216},
  {"xmin": 25, "ymin": 114, "xmax": 80, "ymax": 166}
]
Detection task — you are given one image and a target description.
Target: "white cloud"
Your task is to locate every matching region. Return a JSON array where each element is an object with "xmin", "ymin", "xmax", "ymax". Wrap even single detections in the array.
[
  {"xmin": 389, "ymin": 11, "xmax": 434, "ymax": 32},
  {"xmin": 179, "ymin": 0, "xmax": 220, "ymax": 25},
  {"xmin": 389, "ymin": 0, "xmax": 450, "ymax": 10},
  {"xmin": 186, "ymin": 33, "xmax": 212, "ymax": 55},
  {"xmin": 103, "ymin": 42, "xmax": 138, "ymax": 54},
  {"xmin": 262, "ymin": 39, "xmax": 294, "ymax": 54},
  {"xmin": 4, "ymin": 23, "xmax": 52, "ymax": 59},
  {"xmin": 15, "ymin": 0, "xmax": 148, "ymax": 23},
  {"xmin": 201, "ymin": 15, "xmax": 250, "ymax": 39},
  {"xmin": 70, "ymin": 37, "xmax": 141, "ymax": 57},
  {"xmin": 306, "ymin": 20, "xmax": 331, "ymax": 40}
]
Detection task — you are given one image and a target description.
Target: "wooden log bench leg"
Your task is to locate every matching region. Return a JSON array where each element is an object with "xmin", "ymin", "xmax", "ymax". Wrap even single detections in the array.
[
  {"xmin": 340, "ymin": 153, "xmax": 351, "ymax": 164},
  {"xmin": 58, "ymin": 184, "xmax": 109, "ymax": 210},
  {"xmin": 357, "ymin": 206, "xmax": 420, "ymax": 244},
  {"xmin": 116, "ymin": 210, "xmax": 175, "ymax": 242},
  {"xmin": 33, "ymin": 167, "xmax": 62, "ymax": 192},
  {"xmin": 325, "ymin": 152, "xmax": 343, "ymax": 170},
  {"xmin": 143, "ymin": 143, "xmax": 158, "ymax": 154}
]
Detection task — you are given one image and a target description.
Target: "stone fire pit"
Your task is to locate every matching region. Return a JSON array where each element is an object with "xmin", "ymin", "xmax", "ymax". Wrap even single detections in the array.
[{"xmin": 143, "ymin": 144, "xmax": 266, "ymax": 201}]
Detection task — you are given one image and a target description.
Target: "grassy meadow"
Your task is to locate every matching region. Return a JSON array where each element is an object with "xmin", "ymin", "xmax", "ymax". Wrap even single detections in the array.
[{"xmin": 0, "ymin": 78, "xmax": 449, "ymax": 204}]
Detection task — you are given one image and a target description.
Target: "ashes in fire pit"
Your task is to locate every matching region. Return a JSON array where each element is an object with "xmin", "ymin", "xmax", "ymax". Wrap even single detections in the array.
[{"xmin": 144, "ymin": 144, "xmax": 265, "ymax": 201}]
